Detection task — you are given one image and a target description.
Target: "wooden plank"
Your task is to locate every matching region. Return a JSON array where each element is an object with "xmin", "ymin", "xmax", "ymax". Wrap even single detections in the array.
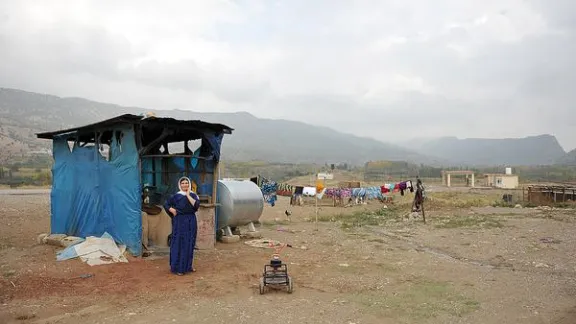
[{"xmin": 212, "ymin": 161, "xmax": 219, "ymax": 204}]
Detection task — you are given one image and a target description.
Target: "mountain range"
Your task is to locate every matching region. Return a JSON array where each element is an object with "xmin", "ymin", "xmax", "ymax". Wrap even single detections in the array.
[{"xmin": 0, "ymin": 87, "xmax": 572, "ymax": 166}]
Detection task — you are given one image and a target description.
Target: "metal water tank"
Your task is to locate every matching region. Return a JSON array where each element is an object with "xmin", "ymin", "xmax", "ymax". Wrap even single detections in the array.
[{"xmin": 216, "ymin": 180, "xmax": 264, "ymax": 229}]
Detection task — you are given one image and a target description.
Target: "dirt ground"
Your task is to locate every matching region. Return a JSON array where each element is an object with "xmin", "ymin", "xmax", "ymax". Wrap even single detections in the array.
[{"xmin": 1, "ymin": 189, "xmax": 576, "ymax": 324}]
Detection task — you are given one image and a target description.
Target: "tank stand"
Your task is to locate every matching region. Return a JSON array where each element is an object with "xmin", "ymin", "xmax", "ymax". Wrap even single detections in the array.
[
  {"xmin": 223, "ymin": 226, "xmax": 234, "ymax": 237},
  {"xmin": 244, "ymin": 222, "xmax": 262, "ymax": 239},
  {"xmin": 220, "ymin": 226, "xmax": 240, "ymax": 243}
]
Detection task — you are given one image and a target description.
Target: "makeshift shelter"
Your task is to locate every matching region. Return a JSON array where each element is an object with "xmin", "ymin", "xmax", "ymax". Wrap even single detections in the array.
[
  {"xmin": 524, "ymin": 184, "xmax": 576, "ymax": 205},
  {"xmin": 37, "ymin": 114, "xmax": 233, "ymax": 256}
]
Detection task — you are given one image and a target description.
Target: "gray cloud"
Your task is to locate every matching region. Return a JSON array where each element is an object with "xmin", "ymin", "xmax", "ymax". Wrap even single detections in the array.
[{"xmin": 0, "ymin": 0, "xmax": 574, "ymax": 150}]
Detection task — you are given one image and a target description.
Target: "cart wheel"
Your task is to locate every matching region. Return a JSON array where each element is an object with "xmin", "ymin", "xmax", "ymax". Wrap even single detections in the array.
[
  {"xmin": 259, "ymin": 277, "xmax": 266, "ymax": 295},
  {"xmin": 287, "ymin": 276, "xmax": 293, "ymax": 294}
]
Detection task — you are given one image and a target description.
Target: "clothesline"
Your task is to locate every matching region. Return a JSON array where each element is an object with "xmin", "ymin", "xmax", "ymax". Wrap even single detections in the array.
[{"xmin": 250, "ymin": 175, "xmax": 416, "ymax": 207}]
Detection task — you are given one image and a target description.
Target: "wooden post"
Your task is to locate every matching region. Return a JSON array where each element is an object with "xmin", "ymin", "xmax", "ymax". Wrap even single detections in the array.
[
  {"xmin": 421, "ymin": 200, "xmax": 426, "ymax": 224},
  {"xmin": 315, "ymin": 193, "xmax": 318, "ymax": 231},
  {"xmin": 522, "ymin": 187, "xmax": 525, "ymax": 202},
  {"xmin": 212, "ymin": 161, "xmax": 219, "ymax": 204}
]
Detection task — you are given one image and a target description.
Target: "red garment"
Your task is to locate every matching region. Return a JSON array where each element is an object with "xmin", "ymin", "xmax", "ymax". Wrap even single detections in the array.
[
  {"xmin": 393, "ymin": 183, "xmax": 400, "ymax": 192},
  {"xmin": 380, "ymin": 186, "xmax": 389, "ymax": 193}
]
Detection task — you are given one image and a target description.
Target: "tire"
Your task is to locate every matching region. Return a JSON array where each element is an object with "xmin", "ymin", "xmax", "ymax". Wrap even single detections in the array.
[
  {"xmin": 259, "ymin": 277, "xmax": 266, "ymax": 295},
  {"xmin": 287, "ymin": 276, "xmax": 293, "ymax": 294}
]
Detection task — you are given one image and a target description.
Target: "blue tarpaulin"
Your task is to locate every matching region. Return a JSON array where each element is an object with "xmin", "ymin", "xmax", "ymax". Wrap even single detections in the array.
[
  {"xmin": 201, "ymin": 132, "xmax": 224, "ymax": 162},
  {"xmin": 50, "ymin": 125, "xmax": 142, "ymax": 255}
]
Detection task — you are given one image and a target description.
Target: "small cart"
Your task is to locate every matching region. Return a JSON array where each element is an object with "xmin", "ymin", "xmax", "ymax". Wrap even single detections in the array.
[{"xmin": 259, "ymin": 244, "xmax": 293, "ymax": 294}]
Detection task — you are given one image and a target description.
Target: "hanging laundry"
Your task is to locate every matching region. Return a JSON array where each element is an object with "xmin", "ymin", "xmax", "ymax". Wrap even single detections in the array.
[
  {"xmin": 341, "ymin": 188, "xmax": 353, "ymax": 198},
  {"xmin": 265, "ymin": 194, "xmax": 277, "ymax": 206},
  {"xmin": 324, "ymin": 188, "xmax": 336, "ymax": 198},
  {"xmin": 406, "ymin": 180, "xmax": 414, "ymax": 193},
  {"xmin": 315, "ymin": 180, "xmax": 325, "ymax": 192},
  {"xmin": 276, "ymin": 183, "xmax": 295, "ymax": 196},
  {"xmin": 316, "ymin": 188, "xmax": 327, "ymax": 199},
  {"xmin": 397, "ymin": 180, "xmax": 415, "ymax": 196},
  {"xmin": 303, "ymin": 187, "xmax": 316, "ymax": 196},
  {"xmin": 399, "ymin": 181, "xmax": 406, "ymax": 195},
  {"xmin": 325, "ymin": 188, "xmax": 352, "ymax": 198},
  {"xmin": 260, "ymin": 177, "xmax": 278, "ymax": 206},
  {"xmin": 277, "ymin": 183, "xmax": 294, "ymax": 192},
  {"xmin": 352, "ymin": 188, "xmax": 367, "ymax": 198},
  {"xmin": 260, "ymin": 181, "xmax": 278, "ymax": 195},
  {"xmin": 294, "ymin": 186, "xmax": 304, "ymax": 195},
  {"xmin": 380, "ymin": 185, "xmax": 390, "ymax": 194},
  {"xmin": 365, "ymin": 186, "xmax": 383, "ymax": 200}
]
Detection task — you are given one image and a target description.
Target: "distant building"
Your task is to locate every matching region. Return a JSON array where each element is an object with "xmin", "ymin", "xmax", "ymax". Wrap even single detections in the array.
[
  {"xmin": 441, "ymin": 170, "xmax": 475, "ymax": 187},
  {"xmin": 484, "ymin": 173, "xmax": 519, "ymax": 189},
  {"xmin": 317, "ymin": 172, "xmax": 333, "ymax": 180}
]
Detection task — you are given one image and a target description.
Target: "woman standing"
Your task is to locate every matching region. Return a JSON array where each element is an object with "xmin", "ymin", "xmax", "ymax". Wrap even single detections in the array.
[{"xmin": 163, "ymin": 177, "xmax": 201, "ymax": 275}]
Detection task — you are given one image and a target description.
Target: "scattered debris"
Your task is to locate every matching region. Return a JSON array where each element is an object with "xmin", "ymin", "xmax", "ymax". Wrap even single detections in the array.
[
  {"xmin": 540, "ymin": 237, "xmax": 561, "ymax": 244},
  {"xmin": 245, "ymin": 239, "xmax": 283, "ymax": 249},
  {"xmin": 39, "ymin": 233, "xmax": 84, "ymax": 248},
  {"xmin": 70, "ymin": 273, "xmax": 94, "ymax": 280},
  {"xmin": 56, "ymin": 232, "xmax": 128, "ymax": 266}
]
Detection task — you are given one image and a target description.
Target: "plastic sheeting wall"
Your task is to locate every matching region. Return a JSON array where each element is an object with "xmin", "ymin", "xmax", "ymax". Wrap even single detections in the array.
[{"xmin": 50, "ymin": 125, "xmax": 142, "ymax": 255}]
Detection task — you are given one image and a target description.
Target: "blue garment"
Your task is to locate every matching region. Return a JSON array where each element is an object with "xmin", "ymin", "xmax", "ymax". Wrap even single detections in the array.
[
  {"xmin": 365, "ymin": 186, "xmax": 383, "ymax": 200},
  {"xmin": 260, "ymin": 178, "xmax": 278, "ymax": 206},
  {"xmin": 163, "ymin": 192, "xmax": 200, "ymax": 274},
  {"xmin": 352, "ymin": 188, "xmax": 367, "ymax": 198}
]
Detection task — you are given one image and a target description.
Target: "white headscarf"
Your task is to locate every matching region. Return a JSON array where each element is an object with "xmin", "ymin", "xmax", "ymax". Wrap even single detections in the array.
[{"xmin": 177, "ymin": 176, "xmax": 191, "ymax": 196}]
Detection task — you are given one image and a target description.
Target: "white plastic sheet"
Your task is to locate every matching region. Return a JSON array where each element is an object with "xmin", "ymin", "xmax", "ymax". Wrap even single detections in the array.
[{"xmin": 56, "ymin": 232, "xmax": 128, "ymax": 266}]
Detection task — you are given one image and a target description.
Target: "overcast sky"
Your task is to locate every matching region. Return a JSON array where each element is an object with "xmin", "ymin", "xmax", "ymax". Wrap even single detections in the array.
[{"xmin": 0, "ymin": 0, "xmax": 574, "ymax": 151}]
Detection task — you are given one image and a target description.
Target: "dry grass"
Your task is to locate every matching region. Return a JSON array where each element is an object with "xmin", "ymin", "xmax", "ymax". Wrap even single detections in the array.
[
  {"xmin": 435, "ymin": 216, "xmax": 505, "ymax": 229},
  {"xmin": 259, "ymin": 219, "xmax": 291, "ymax": 226},
  {"xmin": 350, "ymin": 277, "xmax": 480, "ymax": 321},
  {"xmin": 425, "ymin": 191, "xmax": 502, "ymax": 209},
  {"xmin": 312, "ymin": 207, "xmax": 402, "ymax": 229}
]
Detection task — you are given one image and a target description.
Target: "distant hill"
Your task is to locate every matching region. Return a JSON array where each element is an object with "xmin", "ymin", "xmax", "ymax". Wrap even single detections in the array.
[
  {"xmin": 0, "ymin": 88, "xmax": 436, "ymax": 165},
  {"xmin": 0, "ymin": 87, "xmax": 567, "ymax": 166},
  {"xmin": 556, "ymin": 149, "xmax": 576, "ymax": 165},
  {"xmin": 399, "ymin": 135, "xmax": 566, "ymax": 166}
]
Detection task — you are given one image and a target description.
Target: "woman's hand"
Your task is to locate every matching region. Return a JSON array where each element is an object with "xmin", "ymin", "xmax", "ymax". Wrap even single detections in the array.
[
  {"xmin": 185, "ymin": 190, "xmax": 197, "ymax": 206},
  {"xmin": 169, "ymin": 207, "xmax": 177, "ymax": 215}
]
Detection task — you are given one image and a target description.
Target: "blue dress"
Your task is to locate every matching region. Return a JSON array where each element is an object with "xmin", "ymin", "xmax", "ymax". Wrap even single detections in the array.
[{"xmin": 163, "ymin": 192, "xmax": 201, "ymax": 274}]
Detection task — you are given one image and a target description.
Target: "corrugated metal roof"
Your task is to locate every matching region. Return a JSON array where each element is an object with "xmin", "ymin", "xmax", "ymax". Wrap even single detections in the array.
[{"xmin": 36, "ymin": 114, "xmax": 234, "ymax": 140}]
